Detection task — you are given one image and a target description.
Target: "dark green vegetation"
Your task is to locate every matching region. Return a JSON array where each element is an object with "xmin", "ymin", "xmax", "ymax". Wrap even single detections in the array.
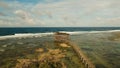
[
  {"xmin": 71, "ymin": 32, "xmax": 120, "ymax": 68},
  {"xmin": 0, "ymin": 36, "xmax": 84, "ymax": 68}
]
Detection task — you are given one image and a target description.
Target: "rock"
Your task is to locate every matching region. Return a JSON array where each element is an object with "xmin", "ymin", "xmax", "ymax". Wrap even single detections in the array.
[
  {"xmin": 2, "ymin": 45, "xmax": 7, "ymax": 47},
  {"xmin": 0, "ymin": 49, "xmax": 5, "ymax": 52},
  {"xmin": 60, "ymin": 43, "xmax": 70, "ymax": 48},
  {"xmin": 36, "ymin": 48, "xmax": 44, "ymax": 52},
  {"xmin": 17, "ymin": 42, "xmax": 23, "ymax": 45}
]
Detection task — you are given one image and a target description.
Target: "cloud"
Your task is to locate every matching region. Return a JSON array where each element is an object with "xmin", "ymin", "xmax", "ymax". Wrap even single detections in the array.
[
  {"xmin": 0, "ymin": 12, "xmax": 5, "ymax": 16},
  {"xmin": 0, "ymin": 1, "xmax": 9, "ymax": 8},
  {"xmin": 14, "ymin": 10, "xmax": 34, "ymax": 24},
  {"xmin": 94, "ymin": 17, "xmax": 120, "ymax": 27},
  {"xmin": 0, "ymin": 0, "xmax": 120, "ymax": 27}
]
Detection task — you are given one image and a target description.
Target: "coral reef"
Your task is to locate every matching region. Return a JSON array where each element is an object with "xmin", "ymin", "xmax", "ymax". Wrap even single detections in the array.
[{"xmin": 15, "ymin": 48, "xmax": 66, "ymax": 68}]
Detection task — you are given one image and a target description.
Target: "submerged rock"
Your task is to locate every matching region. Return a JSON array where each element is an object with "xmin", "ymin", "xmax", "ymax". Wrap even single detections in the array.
[
  {"xmin": 15, "ymin": 49, "xmax": 66, "ymax": 68},
  {"xmin": 17, "ymin": 42, "xmax": 23, "ymax": 45},
  {"xmin": 2, "ymin": 45, "xmax": 7, "ymax": 47},
  {"xmin": 36, "ymin": 48, "xmax": 44, "ymax": 52},
  {"xmin": 0, "ymin": 49, "xmax": 5, "ymax": 52}
]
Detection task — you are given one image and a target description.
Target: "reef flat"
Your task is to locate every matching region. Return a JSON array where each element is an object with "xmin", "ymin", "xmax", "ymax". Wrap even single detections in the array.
[
  {"xmin": 71, "ymin": 31, "xmax": 120, "ymax": 68},
  {"xmin": 0, "ymin": 36, "xmax": 84, "ymax": 68}
]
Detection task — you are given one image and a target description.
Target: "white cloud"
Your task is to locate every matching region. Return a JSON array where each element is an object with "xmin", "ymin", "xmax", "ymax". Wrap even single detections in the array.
[
  {"xmin": 0, "ymin": 1, "xmax": 8, "ymax": 8},
  {"xmin": 0, "ymin": 0, "xmax": 120, "ymax": 27},
  {"xmin": 14, "ymin": 10, "xmax": 34, "ymax": 24}
]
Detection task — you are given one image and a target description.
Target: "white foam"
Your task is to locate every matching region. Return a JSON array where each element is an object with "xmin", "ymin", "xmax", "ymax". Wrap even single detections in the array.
[
  {"xmin": 0, "ymin": 30, "xmax": 120, "ymax": 40},
  {"xmin": 0, "ymin": 32, "xmax": 54, "ymax": 40},
  {"xmin": 59, "ymin": 30, "xmax": 120, "ymax": 35}
]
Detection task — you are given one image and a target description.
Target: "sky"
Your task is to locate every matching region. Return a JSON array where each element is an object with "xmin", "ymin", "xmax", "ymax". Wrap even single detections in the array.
[{"xmin": 0, "ymin": 0, "xmax": 120, "ymax": 27}]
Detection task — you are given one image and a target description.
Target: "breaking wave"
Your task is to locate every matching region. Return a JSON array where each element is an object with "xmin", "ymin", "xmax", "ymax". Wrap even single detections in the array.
[
  {"xmin": 0, "ymin": 32, "xmax": 54, "ymax": 40},
  {"xmin": 0, "ymin": 30, "xmax": 120, "ymax": 39},
  {"xmin": 59, "ymin": 30, "xmax": 120, "ymax": 35}
]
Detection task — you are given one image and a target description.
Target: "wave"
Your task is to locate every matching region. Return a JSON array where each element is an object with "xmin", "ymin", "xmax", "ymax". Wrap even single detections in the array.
[
  {"xmin": 0, "ymin": 32, "xmax": 54, "ymax": 40},
  {"xmin": 14, "ymin": 33, "xmax": 53, "ymax": 36},
  {"xmin": 0, "ymin": 30, "xmax": 120, "ymax": 40},
  {"xmin": 59, "ymin": 30, "xmax": 120, "ymax": 35}
]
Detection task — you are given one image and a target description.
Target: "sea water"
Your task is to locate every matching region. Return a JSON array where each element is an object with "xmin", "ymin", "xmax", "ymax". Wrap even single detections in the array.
[{"xmin": 0, "ymin": 27, "xmax": 120, "ymax": 36}]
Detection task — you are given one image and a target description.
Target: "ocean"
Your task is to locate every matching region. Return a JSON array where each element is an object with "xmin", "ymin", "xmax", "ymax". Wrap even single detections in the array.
[
  {"xmin": 0, "ymin": 27, "xmax": 120, "ymax": 68},
  {"xmin": 0, "ymin": 27, "xmax": 120, "ymax": 36}
]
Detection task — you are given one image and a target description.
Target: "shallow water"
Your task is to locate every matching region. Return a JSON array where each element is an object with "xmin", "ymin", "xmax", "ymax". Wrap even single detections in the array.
[
  {"xmin": 0, "ymin": 32, "xmax": 120, "ymax": 68},
  {"xmin": 0, "ymin": 36, "xmax": 85, "ymax": 68},
  {"xmin": 71, "ymin": 32, "xmax": 120, "ymax": 68}
]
